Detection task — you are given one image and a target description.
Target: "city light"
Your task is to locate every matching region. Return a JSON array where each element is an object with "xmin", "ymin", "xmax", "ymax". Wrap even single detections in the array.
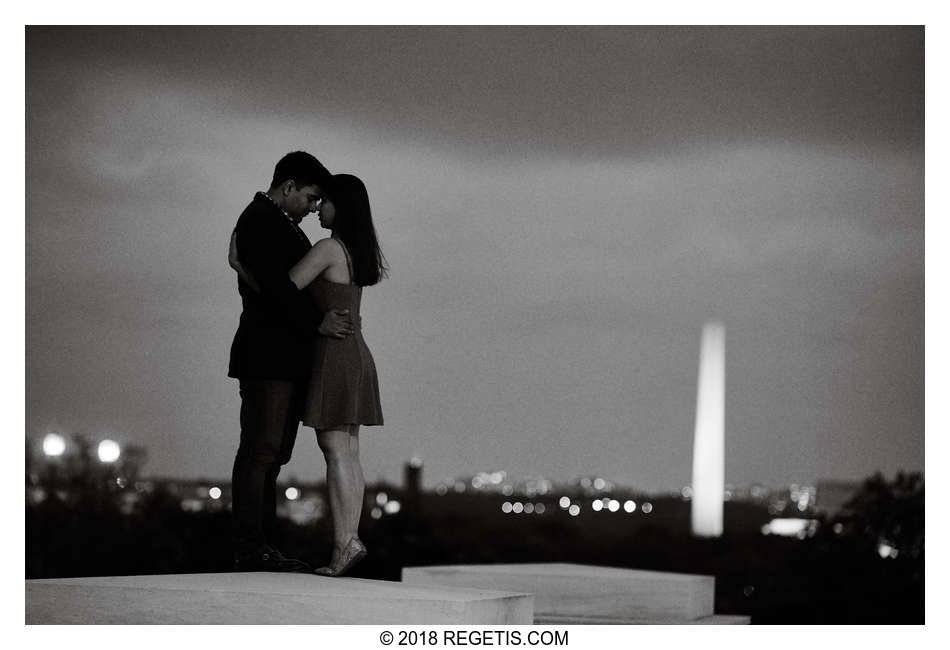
[
  {"xmin": 559, "ymin": 496, "xmax": 571, "ymax": 509},
  {"xmin": 384, "ymin": 500, "xmax": 401, "ymax": 514},
  {"xmin": 642, "ymin": 502, "xmax": 653, "ymax": 514},
  {"xmin": 376, "ymin": 491, "xmax": 388, "ymax": 505},
  {"xmin": 761, "ymin": 518, "xmax": 816, "ymax": 537},
  {"xmin": 878, "ymin": 542, "xmax": 899, "ymax": 559},
  {"xmin": 592, "ymin": 500, "xmax": 603, "ymax": 512},
  {"xmin": 370, "ymin": 507, "xmax": 382, "ymax": 520},
  {"xmin": 285, "ymin": 487, "xmax": 299, "ymax": 500},
  {"xmin": 607, "ymin": 499, "xmax": 620, "ymax": 512},
  {"xmin": 181, "ymin": 499, "xmax": 203, "ymax": 512},
  {"xmin": 42, "ymin": 433, "xmax": 66, "ymax": 457},
  {"xmin": 535, "ymin": 503, "xmax": 546, "ymax": 514},
  {"xmin": 623, "ymin": 500, "xmax": 636, "ymax": 513},
  {"xmin": 501, "ymin": 501, "xmax": 513, "ymax": 513},
  {"xmin": 97, "ymin": 439, "xmax": 121, "ymax": 463},
  {"xmin": 28, "ymin": 487, "xmax": 47, "ymax": 505},
  {"xmin": 209, "ymin": 487, "xmax": 222, "ymax": 500},
  {"xmin": 513, "ymin": 502, "xmax": 524, "ymax": 514},
  {"xmin": 524, "ymin": 503, "xmax": 535, "ymax": 514},
  {"xmin": 593, "ymin": 477, "xmax": 606, "ymax": 490},
  {"xmin": 568, "ymin": 504, "xmax": 580, "ymax": 517}
]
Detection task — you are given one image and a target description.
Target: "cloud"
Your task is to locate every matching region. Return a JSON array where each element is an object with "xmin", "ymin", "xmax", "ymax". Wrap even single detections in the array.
[{"xmin": 28, "ymin": 26, "xmax": 923, "ymax": 159}]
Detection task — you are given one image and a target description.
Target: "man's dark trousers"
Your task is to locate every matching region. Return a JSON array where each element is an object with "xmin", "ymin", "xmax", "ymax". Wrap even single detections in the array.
[{"xmin": 231, "ymin": 378, "xmax": 303, "ymax": 553}]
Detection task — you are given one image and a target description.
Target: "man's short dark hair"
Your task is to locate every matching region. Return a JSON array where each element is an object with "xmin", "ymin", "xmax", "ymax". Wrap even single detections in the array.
[{"xmin": 270, "ymin": 151, "xmax": 332, "ymax": 189}]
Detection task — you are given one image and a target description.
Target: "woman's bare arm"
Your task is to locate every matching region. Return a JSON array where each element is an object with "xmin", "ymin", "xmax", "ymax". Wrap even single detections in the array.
[
  {"xmin": 231, "ymin": 232, "xmax": 353, "ymax": 338},
  {"xmin": 288, "ymin": 238, "xmax": 340, "ymax": 289}
]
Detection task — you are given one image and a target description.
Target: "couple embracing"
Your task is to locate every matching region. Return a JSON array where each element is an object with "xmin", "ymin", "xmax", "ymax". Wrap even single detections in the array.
[{"xmin": 227, "ymin": 151, "xmax": 387, "ymax": 576}]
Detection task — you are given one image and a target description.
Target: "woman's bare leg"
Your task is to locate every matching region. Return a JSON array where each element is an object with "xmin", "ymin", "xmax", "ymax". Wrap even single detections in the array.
[
  {"xmin": 317, "ymin": 428, "xmax": 357, "ymax": 549},
  {"xmin": 346, "ymin": 425, "xmax": 364, "ymax": 539}
]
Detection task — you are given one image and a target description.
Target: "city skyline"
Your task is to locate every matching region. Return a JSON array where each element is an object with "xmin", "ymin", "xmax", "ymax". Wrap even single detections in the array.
[
  {"xmin": 26, "ymin": 26, "xmax": 923, "ymax": 492},
  {"xmin": 25, "ymin": 429, "xmax": 897, "ymax": 495}
]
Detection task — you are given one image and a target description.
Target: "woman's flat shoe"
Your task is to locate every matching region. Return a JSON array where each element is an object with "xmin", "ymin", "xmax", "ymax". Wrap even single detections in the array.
[{"xmin": 314, "ymin": 537, "xmax": 367, "ymax": 577}]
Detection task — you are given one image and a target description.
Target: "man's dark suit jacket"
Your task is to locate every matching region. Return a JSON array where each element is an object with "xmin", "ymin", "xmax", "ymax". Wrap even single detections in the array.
[{"xmin": 228, "ymin": 193, "xmax": 322, "ymax": 380}]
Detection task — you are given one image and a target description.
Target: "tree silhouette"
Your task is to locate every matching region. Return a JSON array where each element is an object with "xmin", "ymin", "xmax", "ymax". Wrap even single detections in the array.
[{"xmin": 834, "ymin": 471, "xmax": 924, "ymax": 561}]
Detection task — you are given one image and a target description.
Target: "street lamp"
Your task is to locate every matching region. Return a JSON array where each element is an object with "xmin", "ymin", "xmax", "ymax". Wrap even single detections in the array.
[
  {"xmin": 42, "ymin": 433, "xmax": 66, "ymax": 457},
  {"xmin": 98, "ymin": 439, "xmax": 121, "ymax": 463}
]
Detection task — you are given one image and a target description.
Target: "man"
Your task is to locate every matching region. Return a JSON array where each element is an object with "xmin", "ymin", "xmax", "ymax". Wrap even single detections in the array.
[{"xmin": 228, "ymin": 151, "xmax": 354, "ymax": 572}]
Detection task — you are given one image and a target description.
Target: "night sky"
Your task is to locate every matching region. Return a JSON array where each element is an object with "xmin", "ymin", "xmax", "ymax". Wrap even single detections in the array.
[{"xmin": 25, "ymin": 26, "xmax": 923, "ymax": 491}]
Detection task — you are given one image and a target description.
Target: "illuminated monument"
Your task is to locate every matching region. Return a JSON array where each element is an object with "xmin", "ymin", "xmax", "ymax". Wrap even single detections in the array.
[{"xmin": 690, "ymin": 322, "xmax": 725, "ymax": 537}]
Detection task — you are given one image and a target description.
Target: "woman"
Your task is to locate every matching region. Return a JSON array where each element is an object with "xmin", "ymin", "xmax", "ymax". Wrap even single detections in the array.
[{"xmin": 230, "ymin": 173, "xmax": 387, "ymax": 577}]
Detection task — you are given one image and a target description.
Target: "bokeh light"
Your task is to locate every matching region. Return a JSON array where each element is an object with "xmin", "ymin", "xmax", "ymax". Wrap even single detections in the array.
[
  {"xmin": 42, "ymin": 433, "xmax": 66, "ymax": 457},
  {"xmin": 97, "ymin": 439, "xmax": 121, "ymax": 463}
]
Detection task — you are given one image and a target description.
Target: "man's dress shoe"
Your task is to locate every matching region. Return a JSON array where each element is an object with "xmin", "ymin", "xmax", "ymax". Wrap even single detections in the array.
[{"xmin": 234, "ymin": 545, "xmax": 312, "ymax": 573}]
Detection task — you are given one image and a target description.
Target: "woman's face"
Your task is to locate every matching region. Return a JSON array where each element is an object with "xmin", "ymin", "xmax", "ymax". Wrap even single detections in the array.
[{"xmin": 317, "ymin": 198, "xmax": 337, "ymax": 230}]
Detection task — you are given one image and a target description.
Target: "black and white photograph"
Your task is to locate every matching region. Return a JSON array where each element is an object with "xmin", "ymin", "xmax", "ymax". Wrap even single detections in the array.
[{"xmin": 20, "ymin": 17, "xmax": 930, "ymax": 636}]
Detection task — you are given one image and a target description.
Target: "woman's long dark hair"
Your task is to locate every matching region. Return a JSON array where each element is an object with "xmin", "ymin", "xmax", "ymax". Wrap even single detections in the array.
[{"xmin": 326, "ymin": 173, "xmax": 388, "ymax": 287}]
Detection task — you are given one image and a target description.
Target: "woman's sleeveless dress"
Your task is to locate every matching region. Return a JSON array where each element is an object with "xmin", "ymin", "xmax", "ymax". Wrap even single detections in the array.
[{"xmin": 300, "ymin": 239, "xmax": 384, "ymax": 428}]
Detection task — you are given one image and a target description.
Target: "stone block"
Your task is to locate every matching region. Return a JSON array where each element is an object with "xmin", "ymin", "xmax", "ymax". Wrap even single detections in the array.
[{"xmin": 26, "ymin": 572, "xmax": 534, "ymax": 625}]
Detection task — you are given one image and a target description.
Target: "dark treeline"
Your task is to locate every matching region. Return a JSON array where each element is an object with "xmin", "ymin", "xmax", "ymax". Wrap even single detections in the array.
[{"xmin": 26, "ymin": 471, "xmax": 923, "ymax": 624}]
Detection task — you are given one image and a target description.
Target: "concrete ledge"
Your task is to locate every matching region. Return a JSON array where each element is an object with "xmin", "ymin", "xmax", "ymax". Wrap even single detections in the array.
[
  {"xmin": 26, "ymin": 572, "xmax": 534, "ymax": 624},
  {"xmin": 402, "ymin": 563, "xmax": 717, "ymax": 622},
  {"xmin": 535, "ymin": 613, "xmax": 750, "ymax": 625}
]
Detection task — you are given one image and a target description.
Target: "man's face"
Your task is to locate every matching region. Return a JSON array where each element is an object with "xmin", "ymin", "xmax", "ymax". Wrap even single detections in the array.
[{"xmin": 284, "ymin": 182, "xmax": 322, "ymax": 221}]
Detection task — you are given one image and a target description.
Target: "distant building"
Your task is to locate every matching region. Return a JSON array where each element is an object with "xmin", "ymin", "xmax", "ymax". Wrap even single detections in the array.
[{"xmin": 404, "ymin": 457, "xmax": 423, "ymax": 496}]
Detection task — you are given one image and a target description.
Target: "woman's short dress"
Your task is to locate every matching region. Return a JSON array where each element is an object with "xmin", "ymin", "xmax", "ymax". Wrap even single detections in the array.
[{"xmin": 300, "ymin": 239, "xmax": 383, "ymax": 428}]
